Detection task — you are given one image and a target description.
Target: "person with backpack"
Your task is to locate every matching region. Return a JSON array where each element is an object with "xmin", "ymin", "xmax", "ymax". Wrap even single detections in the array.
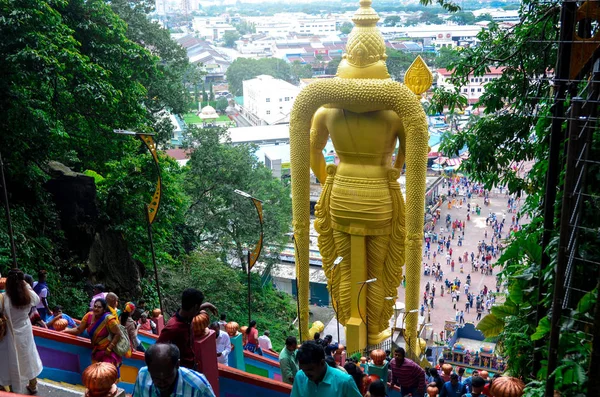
[{"xmin": 32, "ymin": 270, "xmax": 51, "ymax": 321}]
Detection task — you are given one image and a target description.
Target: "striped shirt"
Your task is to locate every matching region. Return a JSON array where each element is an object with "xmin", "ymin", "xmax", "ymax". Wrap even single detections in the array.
[
  {"xmin": 390, "ymin": 357, "xmax": 426, "ymax": 392},
  {"xmin": 133, "ymin": 367, "xmax": 215, "ymax": 397}
]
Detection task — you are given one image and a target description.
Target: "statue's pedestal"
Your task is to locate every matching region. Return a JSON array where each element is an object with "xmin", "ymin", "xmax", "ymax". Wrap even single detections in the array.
[
  {"xmin": 345, "ymin": 317, "xmax": 366, "ymax": 354},
  {"xmin": 193, "ymin": 329, "xmax": 219, "ymax": 396},
  {"xmin": 228, "ymin": 333, "xmax": 245, "ymax": 371}
]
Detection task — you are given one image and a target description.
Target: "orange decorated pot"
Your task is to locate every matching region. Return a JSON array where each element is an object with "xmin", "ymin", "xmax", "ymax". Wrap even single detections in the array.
[
  {"xmin": 192, "ymin": 311, "xmax": 210, "ymax": 338},
  {"xmin": 370, "ymin": 349, "xmax": 386, "ymax": 366},
  {"xmin": 53, "ymin": 318, "xmax": 69, "ymax": 332},
  {"xmin": 151, "ymin": 308, "xmax": 161, "ymax": 318},
  {"xmin": 427, "ymin": 383, "xmax": 439, "ymax": 397},
  {"xmin": 442, "ymin": 363, "xmax": 453, "ymax": 375},
  {"xmin": 225, "ymin": 321, "xmax": 239, "ymax": 337},
  {"xmin": 489, "ymin": 376, "xmax": 525, "ymax": 397},
  {"xmin": 82, "ymin": 362, "xmax": 118, "ymax": 397}
]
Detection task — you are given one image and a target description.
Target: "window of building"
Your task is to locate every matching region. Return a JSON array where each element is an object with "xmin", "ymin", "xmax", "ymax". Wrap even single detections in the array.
[
  {"xmin": 266, "ymin": 98, "xmax": 270, "ymax": 102},
  {"xmin": 285, "ymin": 97, "xmax": 290, "ymax": 101},
  {"xmin": 266, "ymin": 110, "xmax": 271, "ymax": 115},
  {"xmin": 471, "ymin": 88, "xmax": 475, "ymax": 93},
  {"xmin": 463, "ymin": 88, "xmax": 468, "ymax": 93},
  {"xmin": 279, "ymin": 98, "xmax": 282, "ymax": 102},
  {"xmin": 477, "ymin": 88, "xmax": 482, "ymax": 92}
]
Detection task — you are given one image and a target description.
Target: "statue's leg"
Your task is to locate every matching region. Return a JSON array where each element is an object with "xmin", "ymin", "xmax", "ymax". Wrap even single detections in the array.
[
  {"xmin": 366, "ymin": 234, "xmax": 393, "ymax": 345},
  {"xmin": 332, "ymin": 230, "xmax": 351, "ymax": 324},
  {"xmin": 334, "ymin": 229, "xmax": 368, "ymax": 353}
]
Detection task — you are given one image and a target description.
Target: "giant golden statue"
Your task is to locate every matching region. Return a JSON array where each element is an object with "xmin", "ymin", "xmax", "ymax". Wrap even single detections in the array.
[{"xmin": 290, "ymin": 0, "xmax": 431, "ymax": 354}]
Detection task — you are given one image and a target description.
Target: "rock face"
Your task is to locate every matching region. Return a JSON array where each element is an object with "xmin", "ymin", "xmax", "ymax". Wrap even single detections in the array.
[{"xmin": 45, "ymin": 162, "xmax": 142, "ymax": 300}]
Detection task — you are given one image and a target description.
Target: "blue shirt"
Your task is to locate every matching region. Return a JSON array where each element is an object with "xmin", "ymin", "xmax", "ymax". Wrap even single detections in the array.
[
  {"xmin": 47, "ymin": 314, "xmax": 76, "ymax": 329},
  {"xmin": 133, "ymin": 367, "xmax": 215, "ymax": 397},
  {"xmin": 291, "ymin": 365, "xmax": 362, "ymax": 397},
  {"xmin": 440, "ymin": 380, "xmax": 467, "ymax": 397}
]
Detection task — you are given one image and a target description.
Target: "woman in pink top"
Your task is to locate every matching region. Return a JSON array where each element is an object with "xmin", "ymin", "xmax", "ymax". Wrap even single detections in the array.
[{"xmin": 243, "ymin": 320, "xmax": 262, "ymax": 355}]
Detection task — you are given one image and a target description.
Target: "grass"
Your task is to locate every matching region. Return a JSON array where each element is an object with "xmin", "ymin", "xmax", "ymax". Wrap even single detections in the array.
[{"xmin": 183, "ymin": 112, "xmax": 230, "ymax": 124}]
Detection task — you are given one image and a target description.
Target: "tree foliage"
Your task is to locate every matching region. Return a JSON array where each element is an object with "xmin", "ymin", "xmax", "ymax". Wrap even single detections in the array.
[
  {"xmin": 184, "ymin": 126, "xmax": 292, "ymax": 272},
  {"xmin": 226, "ymin": 57, "xmax": 293, "ymax": 96},
  {"xmin": 223, "ymin": 30, "xmax": 241, "ymax": 48}
]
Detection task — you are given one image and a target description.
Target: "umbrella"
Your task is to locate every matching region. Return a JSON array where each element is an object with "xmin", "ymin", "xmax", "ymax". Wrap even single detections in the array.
[{"xmin": 434, "ymin": 156, "xmax": 448, "ymax": 165}]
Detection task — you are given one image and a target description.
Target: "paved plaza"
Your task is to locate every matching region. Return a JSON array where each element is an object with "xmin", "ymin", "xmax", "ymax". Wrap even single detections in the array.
[{"xmin": 395, "ymin": 184, "xmax": 524, "ymax": 341}]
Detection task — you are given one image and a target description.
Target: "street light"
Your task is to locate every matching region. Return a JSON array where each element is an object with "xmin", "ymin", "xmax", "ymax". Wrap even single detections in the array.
[
  {"xmin": 113, "ymin": 129, "xmax": 164, "ymax": 315},
  {"xmin": 234, "ymin": 189, "xmax": 264, "ymax": 326},
  {"xmin": 357, "ymin": 278, "xmax": 377, "ymax": 351},
  {"xmin": 400, "ymin": 308, "xmax": 419, "ymax": 359},
  {"xmin": 330, "ymin": 256, "xmax": 343, "ymax": 344}
]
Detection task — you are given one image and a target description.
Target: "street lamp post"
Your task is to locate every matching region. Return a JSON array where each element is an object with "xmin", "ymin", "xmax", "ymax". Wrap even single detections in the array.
[
  {"xmin": 330, "ymin": 256, "xmax": 344, "ymax": 344},
  {"xmin": 357, "ymin": 278, "xmax": 377, "ymax": 352},
  {"xmin": 384, "ymin": 296, "xmax": 397, "ymax": 355},
  {"xmin": 113, "ymin": 130, "xmax": 164, "ymax": 316},
  {"xmin": 234, "ymin": 189, "xmax": 264, "ymax": 326},
  {"xmin": 0, "ymin": 152, "xmax": 17, "ymax": 269}
]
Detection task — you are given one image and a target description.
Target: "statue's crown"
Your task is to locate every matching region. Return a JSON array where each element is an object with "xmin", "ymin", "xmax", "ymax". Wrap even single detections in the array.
[{"xmin": 338, "ymin": 0, "xmax": 389, "ymax": 79}]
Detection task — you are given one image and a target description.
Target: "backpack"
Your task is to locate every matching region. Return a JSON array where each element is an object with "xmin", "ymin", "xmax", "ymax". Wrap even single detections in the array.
[{"xmin": 109, "ymin": 323, "xmax": 132, "ymax": 357}]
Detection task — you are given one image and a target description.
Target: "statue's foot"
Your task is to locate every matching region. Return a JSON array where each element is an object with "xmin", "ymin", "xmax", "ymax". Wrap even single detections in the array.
[{"xmin": 368, "ymin": 328, "xmax": 392, "ymax": 345}]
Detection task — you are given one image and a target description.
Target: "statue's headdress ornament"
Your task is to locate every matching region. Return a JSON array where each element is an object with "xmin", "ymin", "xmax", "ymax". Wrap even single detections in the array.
[{"xmin": 338, "ymin": 0, "xmax": 390, "ymax": 79}]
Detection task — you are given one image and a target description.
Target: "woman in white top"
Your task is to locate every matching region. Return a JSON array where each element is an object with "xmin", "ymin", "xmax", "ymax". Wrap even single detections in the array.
[{"xmin": 0, "ymin": 269, "xmax": 44, "ymax": 394}]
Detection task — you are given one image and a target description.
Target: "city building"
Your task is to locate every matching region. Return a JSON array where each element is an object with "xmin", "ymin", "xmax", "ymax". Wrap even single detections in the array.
[
  {"xmin": 175, "ymin": 35, "xmax": 231, "ymax": 82},
  {"xmin": 192, "ymin": 17, "xmax": 237, "ymax": 41},
  {"xmin": 241, "ymin": 75, "xmax": 300, "ymax": 125},
  {"xmin": 436, "ymin": 67, "xmax": 505, "ymax": 104}
]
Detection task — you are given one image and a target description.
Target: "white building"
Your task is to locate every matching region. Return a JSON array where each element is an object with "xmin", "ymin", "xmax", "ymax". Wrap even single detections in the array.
[
  {"xmin": 193, "ymin": 17, "xmax": 237, "ymax": 41},
  {"xmin": 437, "ymin": 67, "xmax": 504, "ymax": 104},
  {"xmin": 242, "ymin": 75, "xmax": 300, "ymax": 125},
  {"xmin": 294, "ymin": 18, "xmax": 337, "ymax": 35}
]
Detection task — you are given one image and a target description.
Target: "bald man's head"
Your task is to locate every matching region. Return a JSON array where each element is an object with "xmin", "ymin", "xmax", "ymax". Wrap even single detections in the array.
[
  {"xmin": 106, "ymin": 292, "xmax": 119, "ymax": 308},
  {"xmin": 145, "ymin": 344, "xmax": 180, "ymax": 394}
]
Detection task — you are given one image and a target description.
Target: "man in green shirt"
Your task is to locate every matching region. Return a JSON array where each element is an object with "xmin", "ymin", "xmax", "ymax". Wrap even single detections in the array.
[
  {"xmin": 279, "ymin": 336, "xmax": 299, "ymax": 384},
  {"xmin": 291, "ymin": 341, "xmax": 362, "ymax": 397}
]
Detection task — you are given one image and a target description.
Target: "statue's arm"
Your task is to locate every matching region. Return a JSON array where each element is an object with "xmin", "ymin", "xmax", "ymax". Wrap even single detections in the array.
[
  {"xmin": 393, "ymin": 118, "xmax": 406, "ymax": 169},
  {"xmin": 310, "ymin": 108, "xmax": 329, "ymax": 185}
]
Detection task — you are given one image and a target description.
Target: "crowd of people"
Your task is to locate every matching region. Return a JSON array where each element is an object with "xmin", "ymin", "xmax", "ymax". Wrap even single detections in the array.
[{"xmin": 416, "ymin": 176, "xmax": 520, "ymax": 341}]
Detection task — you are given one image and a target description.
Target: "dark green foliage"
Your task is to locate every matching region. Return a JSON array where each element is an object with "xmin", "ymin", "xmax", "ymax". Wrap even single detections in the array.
[{"xmin": 225, "ymin": 58, "xmax": 294, "ymax": 96}]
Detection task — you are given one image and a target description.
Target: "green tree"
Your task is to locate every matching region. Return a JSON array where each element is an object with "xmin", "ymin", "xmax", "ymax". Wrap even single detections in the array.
[
  {"xmin": 233, "ymin": 20, "xmax": 256, "ymax": 35},
  {"xmin": 434, "ymin": 46, "xmax": 462, "ymax": 69},
  {"xmin": 419, "ymin": 10, "xmax": 443, "ymax": 25},
  {"xmin": 449, "ymin": 11, "xmax": 475, "ymax": 25},
  {"xmin": 184, "ymin": 126, "xmax": 292, "ymax": 272},
  {"xmin": 384, "ymin": 15, "xmax": 401, "ymax": 26},
  {"xmin": 223, "ymin": 30, "xmax": 240, "ymax": 48},
  {"xmin": 226, "ymin": 58, "xmax": 293, "ymax": 96},
  {"xmin": 339, "ymin": 22, "xmax": 353, "ymax": 34},
  {"xmin": 475, "ymin": 13, "xmax": 493, "ymax": 22},
  {"xmin": 290, "ymin": 61, "xmax": 313, "ymax": 83},
  {"xmin": 325, "ymin": 57, "xmax": 342, "ymax": 75}
]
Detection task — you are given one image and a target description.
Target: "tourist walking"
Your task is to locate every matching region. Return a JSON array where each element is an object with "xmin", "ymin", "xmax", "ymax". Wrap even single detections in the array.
[
  {"xmin": 209, "ymin": 322, "xmax": 231, "ymax": 366},
  {"xmin": 132, "ymin": 344, "xmax": 215, "ymax": 397},
  {"xmin": 0, "ymin": 269, "xmax": 44, "ymax": 394},
  {"xmin": 64, "ymin": 298, "xmax": 127, "ymax": 373},
  {"xmin": 156, "ymin": 288, "xmax": 217, "ymax": 369},
  {"xmin": 244, "ymin": 320, "xmax": 262, "ymax": 355},
  {"xmin": 390, "ymin": 347, "xmax": 426, "ymax": 397},
  {"xmin": 279, "ymin": 336, "xmax": 299, "ymax": 385},
  {"xmin": 291, "ymin": 341, "xmax": 361, "ymax": 397},
  {"xmin": 32, "ymin": 270, "xmax": 51, "ymax": 321}
]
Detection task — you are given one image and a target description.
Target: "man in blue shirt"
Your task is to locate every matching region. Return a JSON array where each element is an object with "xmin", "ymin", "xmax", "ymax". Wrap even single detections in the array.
[
  {"xmin": 291, "ymin": 341, "xmax": 362, "ymax": 397},
  {"xmin": 440, "ymin": 373, "xmax": 467, "ymax": 397},
  {"xmin": 133, "ymin": 343, "xmax": 215, "ymax": 397},
  {"xmin": 46, "ymin": 305, "xmax": 77, "ymax": 330}
]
